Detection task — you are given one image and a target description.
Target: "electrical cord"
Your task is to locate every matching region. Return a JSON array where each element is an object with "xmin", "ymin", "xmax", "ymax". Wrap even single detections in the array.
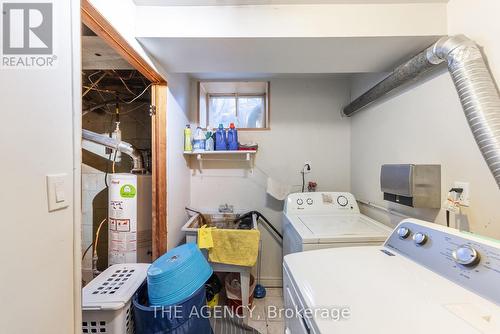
[
  {"xmin": 445, "ymin": 188, "xmax": 464, "ymax": 228},
  {"xmin": 122, "ymin": 83, "xmax": 152, "ymax": 104},
  {"xmin": 301, "ymin": 164, "xmax": 311, "ymax": 192},
  {"xmin": 301, "ymin": 170, "xmax": 305, "ymax": 192}
]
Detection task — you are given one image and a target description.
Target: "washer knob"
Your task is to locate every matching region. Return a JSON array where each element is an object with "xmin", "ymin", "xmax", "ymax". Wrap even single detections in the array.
[
  {"xmin": 337, "ymin": 195, "xmax": 348, "ymax": 207},
  {"xmin": 296, "ymin": 198, "xmax": 304, "ymax": 205},
  {"xmin": 397, "ymin": 227, "xmax": 411, "ymax": 239},
  {"xmin": 453, "ymin": 245, "xmax": 480, "ymax": 266},
  {"xmin": 306, "ymin": 198, "xmax": 313, "ymax": 205},
  {"xmin": 413, "ymin": 232, "xmax": 428, "ymax": 246}
]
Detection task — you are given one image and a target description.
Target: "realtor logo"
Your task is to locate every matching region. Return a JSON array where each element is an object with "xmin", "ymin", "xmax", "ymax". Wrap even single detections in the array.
[{"xmin": 1, "ymin": 2, "xmax": 56, "ymax": 68}]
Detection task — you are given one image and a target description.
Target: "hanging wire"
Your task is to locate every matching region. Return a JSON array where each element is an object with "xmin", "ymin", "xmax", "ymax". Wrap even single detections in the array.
[{"xmin": 122, "ymin": 83, "xmax": 152, "ymax": 104}]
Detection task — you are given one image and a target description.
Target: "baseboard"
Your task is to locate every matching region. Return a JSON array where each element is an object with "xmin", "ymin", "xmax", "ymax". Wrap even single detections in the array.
[{"xmin": 259, "ymin": 277, "xmax": 283, "ymax": 288}]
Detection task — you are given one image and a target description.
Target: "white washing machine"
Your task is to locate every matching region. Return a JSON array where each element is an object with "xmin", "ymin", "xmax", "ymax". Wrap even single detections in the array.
[
  {"xmin": 283, "ymin": 192, "xmax": 391, "ymax": 256},
  {"xmin": 283, "ymin": 218, "xmax": 500, "ymax": 334}
]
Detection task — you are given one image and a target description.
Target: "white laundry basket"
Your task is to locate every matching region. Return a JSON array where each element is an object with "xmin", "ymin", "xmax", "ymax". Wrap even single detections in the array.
[{"xmin": 82, "ymin": 264, "xmax": 149, "ymax": 334}]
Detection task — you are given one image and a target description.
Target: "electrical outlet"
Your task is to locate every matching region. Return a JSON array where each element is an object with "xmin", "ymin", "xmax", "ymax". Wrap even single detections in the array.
[{"xmin": 454, "ymin": 181, "xmax": 470, "ymax": 207}]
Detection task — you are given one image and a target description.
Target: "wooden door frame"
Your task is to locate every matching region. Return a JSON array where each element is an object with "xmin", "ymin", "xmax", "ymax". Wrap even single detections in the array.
[{"xmin": 81, "ymin": 0, "xmax": 168, "ymax": 259}]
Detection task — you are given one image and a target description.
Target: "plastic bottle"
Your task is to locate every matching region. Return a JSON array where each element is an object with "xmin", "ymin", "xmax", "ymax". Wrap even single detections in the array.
[
  {"xmin": 184, "ymin": 124, "xmax": 192, "ymax": 152},
  {"xmin": 227, "ymin": 123, "xmax": 239, "ymax": 151},
  {"xmin": 212, "ymin": 129, "xmax": 217, "ymax": 150},
  {"xmin": 192, "ymin": 126, "xmax": 206, "ymax": 151},
  {"xmin": 215, "ymin": 124, "xmax": 227, "ymax": 151},
  {"xmin": 205, "ymin": 131, "xmax": 214, "ymax": 151}
]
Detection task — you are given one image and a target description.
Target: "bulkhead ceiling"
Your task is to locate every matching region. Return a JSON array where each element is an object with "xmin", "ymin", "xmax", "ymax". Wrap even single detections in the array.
[{"xmin": 133, "ymin": 0, "xmax": 448, "ymax": 5}]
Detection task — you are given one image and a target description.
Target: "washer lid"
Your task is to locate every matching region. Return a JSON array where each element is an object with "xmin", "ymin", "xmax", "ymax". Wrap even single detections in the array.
[{"xmin": 296, "ymin": 214, "xmax": 391, "ymax": 243}]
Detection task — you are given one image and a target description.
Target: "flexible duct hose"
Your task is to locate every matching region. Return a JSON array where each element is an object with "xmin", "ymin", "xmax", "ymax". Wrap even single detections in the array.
[
  {"xmin": 430, "ymin": 36, "xmax": 500, "ymax": 187},
  {"xmin": 343, "ymin": 35, "xmax": 500, "ymax": 189}
]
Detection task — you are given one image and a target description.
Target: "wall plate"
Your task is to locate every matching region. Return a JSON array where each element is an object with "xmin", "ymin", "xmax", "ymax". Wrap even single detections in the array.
[{"xmin": 454, "ymin": 181, "xmax": 470, "ymax": 207}]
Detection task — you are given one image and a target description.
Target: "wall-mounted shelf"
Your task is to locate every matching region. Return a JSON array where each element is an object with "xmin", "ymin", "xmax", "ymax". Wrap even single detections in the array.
[{"xmin": 183, "ymin": 150, "xmax": 257, "ymax": 173}]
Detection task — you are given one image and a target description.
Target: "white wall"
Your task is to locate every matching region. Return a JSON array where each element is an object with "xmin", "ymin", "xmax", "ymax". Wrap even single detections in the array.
[
  {"xmin": 189, "ymin": 77, "xmax": 351, "ymax": 284},
  {"xmin": 0, "ymin": 0, "xmax": 81, "ymax": 332},
  {"xmin": 349, "ymin": 0, "xmax": 500, "ymax": 240},
  {"xmin": 166, "ymin": 73, "xmax": 192, "ymax": 249}
]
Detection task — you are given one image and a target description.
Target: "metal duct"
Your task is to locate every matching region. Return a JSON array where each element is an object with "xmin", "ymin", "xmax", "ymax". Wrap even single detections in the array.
[
  {"xmin": 343, "ymin": 35, "xmax": 500, "ymax": 188},
  {"xmin": 82, "ymin": 129, "xmax": 145, "ymax": 173}
]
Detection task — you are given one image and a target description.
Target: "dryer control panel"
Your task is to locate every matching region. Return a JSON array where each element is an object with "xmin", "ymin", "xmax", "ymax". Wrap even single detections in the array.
[
  {"xmin": 385, "ymin": 218, "xmax": 500, "ymax": 305},
  {"xmin": 284, "ymin": 192, "xmax": 360, "ymax": 215}
]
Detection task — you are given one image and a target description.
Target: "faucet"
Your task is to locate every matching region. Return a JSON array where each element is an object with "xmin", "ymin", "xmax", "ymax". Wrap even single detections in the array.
[{"xmin": 219, "ymin": 203, "xmax": 234, "ymax": 213}]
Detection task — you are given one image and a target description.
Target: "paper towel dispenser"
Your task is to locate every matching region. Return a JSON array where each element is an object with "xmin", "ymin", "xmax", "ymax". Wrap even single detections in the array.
[{"xmin": 381, "ymin": 164, "xmax": 441, "ymax": 208}]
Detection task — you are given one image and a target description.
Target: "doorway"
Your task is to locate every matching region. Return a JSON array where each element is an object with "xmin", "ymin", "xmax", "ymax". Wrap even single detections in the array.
[{"xmin": 80, "ymin": 0, "xmax": 168, "ymax": 287}]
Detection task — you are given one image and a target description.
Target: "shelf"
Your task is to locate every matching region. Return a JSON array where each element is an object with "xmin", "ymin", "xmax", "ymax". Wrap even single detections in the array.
[
  {"xmin": 183, "ymin": 150, "xmax": 257, "ymax": 155},
  {"xmin": 183, "ymin": 150, "xmax": 257, "ymax": 173}
]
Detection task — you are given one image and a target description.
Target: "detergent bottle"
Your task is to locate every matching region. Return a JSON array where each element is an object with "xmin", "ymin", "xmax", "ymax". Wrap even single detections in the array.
[
  {"xmin": 227, "ymin": 123, "xmax": 238, "ymax": 151},
  {"xmin": 192, "ymin": 126, "xmax": 206, "ymax": 151},
  {"xmin": 215, "ymin": 124, "xmax": 227, "ymax": 151},
  {"xmin": 205, "ymin": 131, "xmax": 214, "ymax": 151},
  {"xmin": 184, "ymin": 124, "xmax": 192, "ymax": 152}
]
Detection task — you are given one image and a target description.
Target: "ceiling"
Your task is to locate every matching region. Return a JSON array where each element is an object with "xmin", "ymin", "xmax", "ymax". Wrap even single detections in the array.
[
  {"xmin": 82, "ymin": 36, "xmax": 134, "ymax": 70},
  {"xmin": 137, "ymin": 36, "xmax": 441, "ymax": 75},
  {"xmin": 134, "ymin": 0, "xmax": 448, "ymax": 5},
  {"xmin": 82, "ymin": 25, "xmax": 133, "ymax": 70}
]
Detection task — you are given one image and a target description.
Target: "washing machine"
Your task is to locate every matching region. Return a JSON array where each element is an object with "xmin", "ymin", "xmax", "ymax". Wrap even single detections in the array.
[
  {"xmin": 283, "ymin": 218, "xmax": 500, "ymax": 333},
  {"xmin": 283, "ymin": 192, "xmax": 391, "ymax": 256}
]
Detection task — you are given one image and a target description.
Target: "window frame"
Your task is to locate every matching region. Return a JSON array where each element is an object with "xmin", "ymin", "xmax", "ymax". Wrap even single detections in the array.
[{"xmin": 197, "ymin": 81, "xmax": 271, "ymax": 131}]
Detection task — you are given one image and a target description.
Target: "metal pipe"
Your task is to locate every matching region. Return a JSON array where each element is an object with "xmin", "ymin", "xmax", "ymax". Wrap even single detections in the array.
[
  {"xmin": 343, "ymin": 35, "xmax": 500, "ymax": 188},
  {"xmin": 82, "ymin": 129, "xmax": 145, "ymax": 173}
]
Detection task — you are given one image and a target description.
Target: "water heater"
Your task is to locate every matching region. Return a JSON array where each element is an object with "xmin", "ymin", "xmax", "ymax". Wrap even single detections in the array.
[{"xmin": 108, "ymin": 173, "xmax": 152, "ymax": 265}]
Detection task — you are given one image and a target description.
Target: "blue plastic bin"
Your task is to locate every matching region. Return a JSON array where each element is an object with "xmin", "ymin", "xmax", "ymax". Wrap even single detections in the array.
[
  {"xmin": 147, "ymin": 243, "xmax": 212, "ymax": 306},
  {"xmin": 133, "ymin": 282, "xmax": 213, "ymax": 334}
]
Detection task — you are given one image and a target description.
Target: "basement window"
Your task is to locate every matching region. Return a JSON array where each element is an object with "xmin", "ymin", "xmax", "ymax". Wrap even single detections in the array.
[{"xmin": 198, "ymin": 81, "xmax": 270, "ymax": 130}]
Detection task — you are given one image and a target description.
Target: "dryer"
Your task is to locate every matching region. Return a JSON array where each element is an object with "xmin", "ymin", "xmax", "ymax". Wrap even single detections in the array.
[
  {"xmin": 283, "ymin": 192, "xmax": 391, "ymax": 256},
  {"xmin": 283, "ymin": 218, "xmax": 500, "ymax": 334}
]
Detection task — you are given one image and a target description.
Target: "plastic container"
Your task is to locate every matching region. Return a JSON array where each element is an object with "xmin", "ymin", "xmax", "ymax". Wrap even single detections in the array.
[
  {"xmin": 133, "ymin": 283, "xmax": 212, "ymax": 334},
  {"xmin": 227, "ymin": 123, "xmax": 238, "ymax": 151},
  {"xmin": 225, "ymin": 273, "xmax": 256, "ymax": 315},
  {"xmin": 184, "ymin": 125, "xmax": 192, "ymax": 152},
  {"xmin": 82, "ymin": 263, "xmax": 150, "ymax": 334},
  {"xmin": 147, "ymin": 243, "xmax": 212, "ymax": 306},
  {"xmin": 205, "ymin": 131, "xmax": 214, "ymax": 151},
  {"xmin": 192, "ymin": 126, "xmax": 206, "ymax": 151},
  {"xmin": 215, "ymin": 124, "xmax": 227, "ymax": 151}
]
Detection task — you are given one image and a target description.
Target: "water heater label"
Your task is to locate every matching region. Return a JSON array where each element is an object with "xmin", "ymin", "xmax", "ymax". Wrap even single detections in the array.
[
  {"xmin": 120, "ymin": 184, "xmax": 136, "ymax": 198},
  {"xmin": 109, "ymin": 175, "xmax": 138, "ymax": 265}
]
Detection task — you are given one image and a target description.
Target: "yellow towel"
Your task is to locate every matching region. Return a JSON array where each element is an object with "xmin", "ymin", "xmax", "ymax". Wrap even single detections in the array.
[{"xmin": 198, "ymin": 227, "xmax": 260, "ymax": 267}]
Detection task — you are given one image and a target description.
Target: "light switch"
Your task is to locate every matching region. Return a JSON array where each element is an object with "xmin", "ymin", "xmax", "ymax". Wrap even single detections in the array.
[
  {"xmin": 47, "ymin": 174, "xmax": 69, "ymax": 212},
  {"xmin": 55, "ymin": 181, "xmax": 65, "ymax": 203}
]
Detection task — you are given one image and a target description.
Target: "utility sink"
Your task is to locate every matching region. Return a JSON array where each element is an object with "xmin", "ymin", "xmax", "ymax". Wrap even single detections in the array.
[{"xmin": 182, "ymin": 210, "xmax": 257, "ymax": 243}]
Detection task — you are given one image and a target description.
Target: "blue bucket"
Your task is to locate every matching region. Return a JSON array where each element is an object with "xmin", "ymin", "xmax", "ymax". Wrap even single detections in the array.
[
  {"xmin": 147, "ymin": 243, "xmax": 212, "ymax": 306},
  {"xmin": 133, "ymin": 283, "xmax": 213, "ymax": 334}
]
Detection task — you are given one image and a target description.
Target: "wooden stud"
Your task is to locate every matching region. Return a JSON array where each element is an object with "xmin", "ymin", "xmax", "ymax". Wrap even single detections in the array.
[{"xmin": 151, "ymin": 84, "xmax": 168, "ymax": 259}]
